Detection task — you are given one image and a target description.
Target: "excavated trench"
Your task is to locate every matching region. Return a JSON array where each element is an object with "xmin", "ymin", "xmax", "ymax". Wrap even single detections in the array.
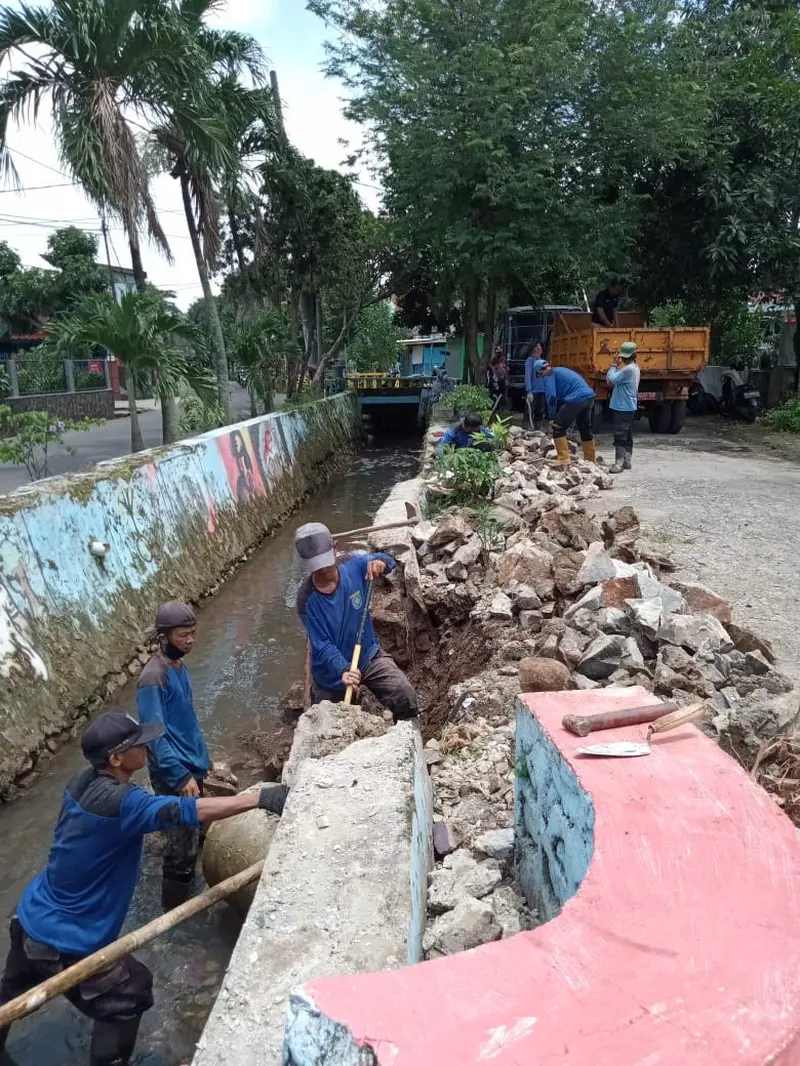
[{"xmin": 0, "ymin": 442, "xmax": 420, "ymax": 1066}]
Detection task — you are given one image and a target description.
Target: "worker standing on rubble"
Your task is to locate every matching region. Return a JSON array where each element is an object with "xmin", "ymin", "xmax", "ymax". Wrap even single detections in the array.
[
  {"xmin": 531, "ymin": 358, "xmax": 597, "ymax": 465},
  {"xmin": 607, "ymin": 341, "xmax": 641, "ymax": 473},
  {"xmin": 0, "ymin": 712, "xmax": 287, "ymax": 1066},
  {"xmin": 136, "ymin": 602, "xmax": 210, "ymax": 911},
  {"xmin": 295, "ymin": 522, "xmax": 419, "ymax": 722}
]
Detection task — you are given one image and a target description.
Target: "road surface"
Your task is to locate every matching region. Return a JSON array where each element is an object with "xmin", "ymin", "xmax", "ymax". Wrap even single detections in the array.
[{"xmin": 0, "ymin": 387, "xmax": 259, "ymax": 495}]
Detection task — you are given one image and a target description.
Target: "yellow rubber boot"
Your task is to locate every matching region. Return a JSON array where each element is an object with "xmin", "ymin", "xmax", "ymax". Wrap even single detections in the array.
[
  {"xmin": 552, "ymin": 435, "xmax": 571, "ymax": 465},
  {"xmin": 581, "ymin": 439, "xmax": 597, "ymax": 463}
]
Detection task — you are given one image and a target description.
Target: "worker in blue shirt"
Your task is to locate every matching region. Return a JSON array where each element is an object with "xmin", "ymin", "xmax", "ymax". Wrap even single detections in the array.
[
  {"xmin": 524, "ymin": 342, "xmax": 547, "ymax": 429},
  {"xmin": 607, "ymin": 341, "xmax": 641, "ymax": 472},
  {"xmin": 530, "ymin": 358, "xmax": 597, "ymax": 465},
  {"xmin": 295, "ymin": 522, "xmax": 418, "ymax": 722},
  {"xmin": 136, "ymin": 602, "xmax": 210, "ymax": 910},
  {"xmin": 0, "ymin": 712, "xmax": 287, "ymax": 1066},
  {"xmin": 436, "ymin": 412, "xmax": 494, "ymax": 456}
]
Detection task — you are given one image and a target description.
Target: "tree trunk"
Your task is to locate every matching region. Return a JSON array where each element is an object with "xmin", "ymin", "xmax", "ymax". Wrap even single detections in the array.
[
  {"xmin": 178, "ymin": 167, "xmax": 230, "ymax": 421},
  {"xmin": 794, "ymin": 298, "xmax": 800, "ymax": 394},
  {"xmin": 229, "ymin": 208, "xmax": 248, "ymax": 277},
  {"xmin": 128, "ymin": 233, "xmax": 147, "ymax": 292},
  {"xmin": 315, "ymin": 295, "xmax": 324, "ymax": 364},
  {"xmin": 126, "ymin": 366, "xmax": 144, "ymax": 453},
  {"xmin": 483, "ymin": 280, "xmax": 497, "ymax": 379},
  {"xmin": 464, "ymin": 276, "xmax": 481, "ymax": 382},
  {"xmin": 160, "ymin": 387, "xmax": 180, "ymax": 444},
  {"xmin": 299, "ymin": 290, "xmax": 317, "ymax": 367}
]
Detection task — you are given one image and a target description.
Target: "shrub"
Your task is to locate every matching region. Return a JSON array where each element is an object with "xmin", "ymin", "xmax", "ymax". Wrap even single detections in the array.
[
  {"xmin": 437, "ymin": 444, "xmax": 499, "ymax": 504},
  {"xmin": 0, "ymin": 405, "xmax": 102, "ymax": 480},
  {"xmin": 179, "ymin": 393, "xmax": 226, "ymax": 436},
  {"xmin": 451, "ymin": 384, "xmax": 491, "ymax": 419},
  {"xmin": 762, "ymin": 398, "xmax": 800, "ymax": 434}
]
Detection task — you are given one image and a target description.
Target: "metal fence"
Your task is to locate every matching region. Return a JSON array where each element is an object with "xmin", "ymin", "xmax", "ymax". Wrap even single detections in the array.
[{"xmin": 1, "ymin": 353, "xmax": 110, "ymax": 397}]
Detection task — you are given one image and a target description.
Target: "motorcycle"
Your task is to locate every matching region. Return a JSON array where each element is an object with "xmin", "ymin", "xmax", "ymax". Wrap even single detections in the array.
[{"xmin": 720, "ymin": 370, "xmax": 763, "ymax": 423}]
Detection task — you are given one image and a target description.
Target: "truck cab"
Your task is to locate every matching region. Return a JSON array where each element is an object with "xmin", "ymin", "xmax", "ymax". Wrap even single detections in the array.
[{"xmin": 500, "ymin": 305, "xmax": 584, "ymax": 405}]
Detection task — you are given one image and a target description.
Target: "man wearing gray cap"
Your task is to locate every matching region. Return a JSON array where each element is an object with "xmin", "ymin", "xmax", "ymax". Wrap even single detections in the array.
[
  {"xmin": 295, "ymin": 522, "xmax": 418, "ymax": 721},
  {"xmin": 136, "ymin": 602, "xmax": 210, "ymax": 910}
]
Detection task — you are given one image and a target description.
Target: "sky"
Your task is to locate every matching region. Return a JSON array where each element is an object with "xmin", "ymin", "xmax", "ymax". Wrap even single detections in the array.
[{"xmin": 0, "ymin": 0, "xmax": 377, "ymax": 310}]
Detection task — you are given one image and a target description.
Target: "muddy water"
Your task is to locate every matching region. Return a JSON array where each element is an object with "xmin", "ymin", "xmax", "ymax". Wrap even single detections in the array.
[{"xmin": 0, "ymin": 443, "xmax": 419, "ymax": 1066}]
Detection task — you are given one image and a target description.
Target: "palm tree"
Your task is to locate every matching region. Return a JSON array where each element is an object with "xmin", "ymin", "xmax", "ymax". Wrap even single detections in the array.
[
  {"xmin": 150, "ymin": 6, "xmax": 273, "ymax": 420},
  {"xmin": 226, "ymin": 309, "xmax": 291, "ymax": 416},
  {"xmin": 45, "ymin": 288, "xmax": 217, "ymax": 452}
]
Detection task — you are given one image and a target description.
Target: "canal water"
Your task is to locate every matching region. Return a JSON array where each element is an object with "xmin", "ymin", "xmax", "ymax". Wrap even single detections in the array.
[{"xmin": 0, "ymin": 442, "xmax": 420, "ymax": 1066}]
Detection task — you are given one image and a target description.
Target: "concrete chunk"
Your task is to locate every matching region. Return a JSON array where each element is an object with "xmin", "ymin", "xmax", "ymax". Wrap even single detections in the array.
[{"xmin": 193, "ymin": 723, "xmax": 431, "ymax": 1066}]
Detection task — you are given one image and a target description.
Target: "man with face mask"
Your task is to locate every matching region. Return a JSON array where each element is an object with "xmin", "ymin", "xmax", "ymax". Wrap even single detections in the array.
[{"xmin": 136, "ymin": 602, "xmax": 210, "ymax": 910}]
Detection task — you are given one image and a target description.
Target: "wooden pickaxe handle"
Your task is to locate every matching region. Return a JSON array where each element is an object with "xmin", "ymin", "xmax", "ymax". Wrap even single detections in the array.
[
  {"xmin": 562, "ymin": 702, "xmax": 679, "ymax": 737},
  {"xmin": 344, "ymin": 644, "xmax": 362, "ymax": 707}
]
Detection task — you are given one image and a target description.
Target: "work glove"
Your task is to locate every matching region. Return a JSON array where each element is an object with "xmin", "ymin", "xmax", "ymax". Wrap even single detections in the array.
[{"xmin": 258, "ymin": 784, "xmax": 289, "ymax": 816}]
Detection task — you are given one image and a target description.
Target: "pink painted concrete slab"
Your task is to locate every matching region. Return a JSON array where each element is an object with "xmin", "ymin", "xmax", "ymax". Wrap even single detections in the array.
[{"xmin": 298, "ymin": 687, "xmax": 800, "ymax": 1065}]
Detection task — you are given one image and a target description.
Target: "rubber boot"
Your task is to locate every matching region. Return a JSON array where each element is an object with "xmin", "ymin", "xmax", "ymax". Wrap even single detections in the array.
[
  {"xmin": 609, "ymin": 447, "xmax": 625, "ymax": 473},
  {"xmin": 89, "ymin": 1016, "xmax": 141, "ymax": 1066},
  {"xmin": 581, "ymin": 439, "xmax": 597, "ymax": 463},
  {"xmin": 623, "ymin": 450, "xmax": 632, "ymax": 470},
  {"xmin": 161, "ymin": 874, "xmax": 193, "ymax": 912},
  {"xmin": 551, "ymin": 436, "xmax": 571, "ymax": 466}
]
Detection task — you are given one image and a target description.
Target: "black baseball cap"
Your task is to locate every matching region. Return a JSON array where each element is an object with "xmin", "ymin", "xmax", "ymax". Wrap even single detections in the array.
[{"xmin": 81, "ymin": 713, "xmax": 164, "ymax": 767}]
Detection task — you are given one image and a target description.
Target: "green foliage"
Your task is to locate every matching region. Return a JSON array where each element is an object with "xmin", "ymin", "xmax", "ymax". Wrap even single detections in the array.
[
  {"xmin": 648, "ymin": 301, "xmax": 688, "ymax": 328},
  {"xmin": 44, "ymin": 228, "xmax": 99, "ymax": 270},
  {"xmin": 346, "ymin": 301, "xmax": 402, "ymax": 372},
  {"xmin": 0, "ymin": 240, "xmax": 21, "ymax": 278},
  {"xmin": 437, "ymin": 445, "xmax": 499, "ymax": 505},
  {"xmin": 713, "ymin": 304, "xmax": 765, "ymax": 368},
  {"xmin": 762, "ymin": 400, "xmax": 800, "ymax": 435},
  {"xmin": 485, "ymin": 415, "xmax": 511, "ymax": 451},
  {"xmin": 226, "ymin": 309, "xmax": 293, "ymax": 412},
  {"xmin": 44, "ymin": 289, "xmax": 218, "ymax": 406},
  {"xmin": 472, "ymin": 501, "xmax": 504, "ymax": 553},
  {"xmin": 0, "ymin": 364, "xmax": 9, "ymax": 400},
  {"xmin": 15, "ymin": 349, "xmax": 66, "ymax": 395},
  {"xmin": 179, "ymin": 393, "xmax": 226, "ymax": 436},
  {"xmin": 0, "ymin": 405, "xmax": 102, "ymax": 481},
  {"xmin": 451, "ymin": 384, "xmax": 492, "ymax": 419}
]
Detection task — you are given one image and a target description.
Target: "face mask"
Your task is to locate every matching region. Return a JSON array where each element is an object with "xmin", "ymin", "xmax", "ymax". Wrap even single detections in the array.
[{"xmin": 163, "ymin": 640, "xmax": 187, "ymax": 661}]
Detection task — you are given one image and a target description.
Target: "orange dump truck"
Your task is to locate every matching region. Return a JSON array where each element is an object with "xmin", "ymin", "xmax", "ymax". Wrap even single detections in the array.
[{"xmin": 548, "ymin": 311, "xmax": 710, "ymax": 434}]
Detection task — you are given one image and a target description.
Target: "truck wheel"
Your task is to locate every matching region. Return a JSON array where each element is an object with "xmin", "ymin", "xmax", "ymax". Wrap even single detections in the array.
[
  {"xmin": 648, "ymin": 403, "xmax": 672, "ymax": 433},
  {"xmin": 667, "ymin": 399, "xmax": 687, "ymax": 434}
]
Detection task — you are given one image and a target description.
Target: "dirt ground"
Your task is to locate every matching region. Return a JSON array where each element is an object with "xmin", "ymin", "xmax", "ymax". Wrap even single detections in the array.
[{"xmin": 589, "ymin": 416, "xmax": 800, "ymax": 689}]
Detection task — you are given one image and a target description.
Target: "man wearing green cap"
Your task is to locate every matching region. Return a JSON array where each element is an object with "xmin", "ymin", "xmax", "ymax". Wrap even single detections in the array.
[{"xmin": 607, "ymin": 342, "xmax": 640, "ymax": 472}]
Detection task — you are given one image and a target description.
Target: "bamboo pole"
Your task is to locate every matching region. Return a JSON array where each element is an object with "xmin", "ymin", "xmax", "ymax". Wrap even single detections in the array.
[{"xmin": 0, "ymin": 861, "xmax": 264, "ymax": 1028}]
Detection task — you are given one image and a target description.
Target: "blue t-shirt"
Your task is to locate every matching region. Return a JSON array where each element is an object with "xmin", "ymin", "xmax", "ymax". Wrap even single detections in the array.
[
  {"xmin": 607, "ymin": 362, "xmax": 641, "ymax": 412},
  {"xmin": 136, "ymin": 655, "xmax": 211, "ymax": 790},
  {"xmin": 17, "ymin": 769, "xmax": 199, "ymax": 956},
  {"xmin": 436, "ymin": 424, "xmax": 494, "ymax": 455},
  {"xmin": 297, "ymin": 553, "xmax": 396, "ymax": 691},
  {"xmin": 543, "ymin": 367, "xmax": 595, "ymax": 417}
]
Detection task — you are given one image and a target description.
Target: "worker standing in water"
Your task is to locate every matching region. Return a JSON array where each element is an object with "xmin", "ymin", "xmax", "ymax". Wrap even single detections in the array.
[
  {"xmin": 0, "ymin": 712, "xmax": 287, "ymax": 1066},
  {"xmin": 530, "ymin": 358, "xmax": 597, "ymax": 465},
  {"xmin": 607, "ymin": 341, "xmax": 641, "ymax": 472},
  {"xmin": 295, "ymin": 523, "xmax": 418, "ymax": 722},
  {"xmin": 136, "ymin": 602, "xmax": 210, "ymax": 911}
]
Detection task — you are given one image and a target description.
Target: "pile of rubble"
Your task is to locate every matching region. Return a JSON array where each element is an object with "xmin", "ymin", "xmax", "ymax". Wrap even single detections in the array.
[{"xmin": 369, "ymin": 423, "xmax": 795, "ymax": 957}]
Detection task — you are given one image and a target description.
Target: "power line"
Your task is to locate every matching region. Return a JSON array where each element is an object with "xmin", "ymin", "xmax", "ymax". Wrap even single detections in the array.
[
  {"xmin": 7, "ymin": 146, "xmax": 72, "ymax": 178},
  {"xmin": 0, "ymin": 181, "xmax": 79, "ymax": 194}
]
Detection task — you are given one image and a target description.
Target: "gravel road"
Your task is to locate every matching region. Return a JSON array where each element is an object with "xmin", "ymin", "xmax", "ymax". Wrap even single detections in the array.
[{"xmin": 590, "ymin": 417, "xmax": 800, "ymax": 688}]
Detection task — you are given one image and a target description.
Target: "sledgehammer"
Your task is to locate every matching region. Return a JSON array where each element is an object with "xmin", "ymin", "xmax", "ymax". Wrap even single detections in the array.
[{"xmin": 562, "ymin": 702, "xmax": 679, "ymax": 738}]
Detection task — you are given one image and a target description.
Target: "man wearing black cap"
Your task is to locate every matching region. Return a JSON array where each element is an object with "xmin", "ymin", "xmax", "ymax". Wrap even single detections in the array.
[
  {"xmin": 136, "ymin": 602, "xmax": 210, "ymax": 910},
  {"xmin": 295, "ymin": 522, "xmax": 418, "ymax": 721},
  {"xmin": 0, "ymin": 712, "xmax": 287, "ymax": 1066}
]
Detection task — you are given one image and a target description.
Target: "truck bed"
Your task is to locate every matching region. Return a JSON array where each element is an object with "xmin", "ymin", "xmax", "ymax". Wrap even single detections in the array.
[{"xmin": 549, "ymin": 326, "xmax": 710, "ymax": 380}]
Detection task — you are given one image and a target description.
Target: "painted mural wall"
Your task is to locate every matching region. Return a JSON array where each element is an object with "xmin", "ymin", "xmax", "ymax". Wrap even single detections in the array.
[{"xmin": 0, "ymin": 394, "xmax": 359, "ymax": 794}]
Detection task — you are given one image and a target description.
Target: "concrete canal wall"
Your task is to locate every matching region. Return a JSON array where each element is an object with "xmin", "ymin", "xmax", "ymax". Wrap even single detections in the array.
[{"xmin": 0, "ymin": 394, "xmax": 359, "ymax": 795}]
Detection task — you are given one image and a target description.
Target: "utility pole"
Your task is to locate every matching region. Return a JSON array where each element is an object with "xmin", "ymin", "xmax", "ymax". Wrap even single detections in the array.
[{"xmin": 100, "ymin": 213, "xmax": 116, "ymax": 299}]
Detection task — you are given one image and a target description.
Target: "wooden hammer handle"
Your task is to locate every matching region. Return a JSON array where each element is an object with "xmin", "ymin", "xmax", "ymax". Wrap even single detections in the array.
[{"xmin": 562, "ymin": 702, "xmax": 679, "ymax": 737}]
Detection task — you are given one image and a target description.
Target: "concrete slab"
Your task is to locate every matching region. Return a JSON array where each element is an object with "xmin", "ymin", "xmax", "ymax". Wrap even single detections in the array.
[
  {"xmin": 282, "ymin": 702, "xmax": 388, "ymax": 788},
  {"xmin": 193, "ymin": 721, "xmax": 432, "ymax": 1066},
  {"xmin": 284, "ymin": 688, "xmax": 800, "ymax": 1066}
]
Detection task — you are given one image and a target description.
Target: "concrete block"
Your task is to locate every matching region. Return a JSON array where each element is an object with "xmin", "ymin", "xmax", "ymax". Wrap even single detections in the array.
[
  {"xmin": 283, "ymin": 688, "xmax": 800, "ymax": 1066},
  {"xmin": 193, "ymin": 722, "xmax": 432, "ymax": 1066},
  {"xmin": 282, "ymin": 702, "xmax": 388, "ymax": 787}
]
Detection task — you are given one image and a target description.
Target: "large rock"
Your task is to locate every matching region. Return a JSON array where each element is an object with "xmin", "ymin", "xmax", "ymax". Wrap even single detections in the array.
[
  {"xmin": 428, "ymin": 510, "xmax": 475, "ymax": 550},
  {"xmin": 634, "ymin": 572, "xmax": 686, "ymax": 615},
  {"xmin": 498, "ymin": 541, "xmax": 555, "ymax": 600},
  {"xmin": 518, "ymin": 657, "xmax": 570, "ymax": 693},
  {"xmin": 726, "ymin": 621, "xmax": 777, "ymax": 664},
  {"xmin": 625, "ymin": 598, "xmax": 664, "ymax": 642},
  {"xmin": 658, "ymin": 613, "xmax": 734, "ymax": 655},
  {"xmin": 202, "ymin": 784, "xmax": 280, "ymax": 914},
  {"xmin": 423, "ymin": 897, "xmax": 502, "ymax": 958},
  {"xmin": 282, "ymin": 701, "xmax": 388, "ymax": 787},
  {"xmin": 472, "ymin": 828, "xmax": 515, "ymax": 862},
  {"xmin": 601, "ymin": 505, "xmax": 641, "ymax": 547},
  {"xmin": 538, "ymin": 507, "xmax": 602, "ymax": 551},
  {"xmin": 575, "ymin": 634, "xmax": 643, "ymax": 681},
  {"xmin": 428, "ymin": 850, "xmax": 503, "ymax": 914},
  {"xmin": 671, "ymin": 581, "xmax": 732, "ymax": 623},
  {"xmin": 575, "ymin": 542, "xmax": 638, "ymax": 586}
]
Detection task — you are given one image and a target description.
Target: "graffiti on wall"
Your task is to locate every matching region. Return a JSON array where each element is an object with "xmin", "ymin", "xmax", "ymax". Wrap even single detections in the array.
[{"xmin": 0, "ymin": 536, "xmax": 47, "ymax": 679}]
